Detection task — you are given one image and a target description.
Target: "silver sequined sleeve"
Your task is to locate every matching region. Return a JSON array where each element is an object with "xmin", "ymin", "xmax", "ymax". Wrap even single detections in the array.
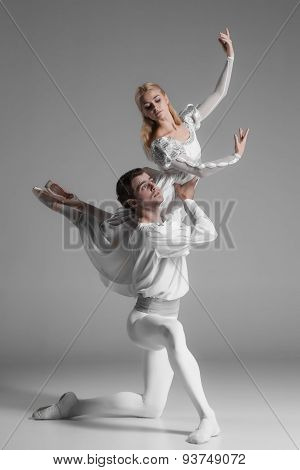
[
  {"xmin": 179, "ymin": 104, "xmax": 202, "ymax": 131},
  {"xmin": 151, "ymin": 138, "xmax": 185, "ymax": 170}
]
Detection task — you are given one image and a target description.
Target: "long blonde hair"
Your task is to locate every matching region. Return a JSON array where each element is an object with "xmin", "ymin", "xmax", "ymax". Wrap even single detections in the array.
[{"xmin": 134, "ymin": 82, "xmax": 182, "ymax": 155}]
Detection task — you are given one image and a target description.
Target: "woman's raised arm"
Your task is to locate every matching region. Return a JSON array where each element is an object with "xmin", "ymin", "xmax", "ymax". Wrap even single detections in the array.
[{"xmin": 196, "ymin": 28, "xmax": 234, "ymax": 122}]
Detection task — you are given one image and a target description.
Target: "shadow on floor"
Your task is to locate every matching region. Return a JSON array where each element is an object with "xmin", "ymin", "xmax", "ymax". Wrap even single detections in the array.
[
  {"xmin": 1, "ymin": 384, "xmax": 224, "ymax": 448},
  {"xmin": 57, "ymin": 416, "xmax": 187, "ymax": 437}
]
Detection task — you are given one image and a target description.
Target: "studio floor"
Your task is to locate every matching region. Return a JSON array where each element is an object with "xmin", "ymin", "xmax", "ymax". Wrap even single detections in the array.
[{"xmin": 1, "ymin": 359, "xmax": 299, "ymax": 450}]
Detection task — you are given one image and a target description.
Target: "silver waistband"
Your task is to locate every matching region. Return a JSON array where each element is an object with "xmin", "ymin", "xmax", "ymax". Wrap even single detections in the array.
[{"xmin": 135, "ymin": 294, "xmax": 180, "ymax": 315}]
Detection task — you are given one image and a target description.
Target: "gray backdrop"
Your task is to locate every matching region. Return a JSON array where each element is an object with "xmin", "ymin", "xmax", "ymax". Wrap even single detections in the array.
[{"xmin": 0, "ymin": 0, "xmax": 299, "ymax": 368}]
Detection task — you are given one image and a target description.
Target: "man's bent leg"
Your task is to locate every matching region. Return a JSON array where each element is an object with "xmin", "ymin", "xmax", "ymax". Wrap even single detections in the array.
[{"xmin": 71, "ymin": 348, "xmax": 173, "ymax": 419}]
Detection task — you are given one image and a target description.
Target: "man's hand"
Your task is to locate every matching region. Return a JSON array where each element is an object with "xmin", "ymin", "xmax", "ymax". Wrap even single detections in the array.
[
  {"xmin": 234, "ymin": 128, "xmax": 250, "ymax": 157},
  {"xmin": 174, "ymin": 177, "xmax": 198, "ymax": 201}
]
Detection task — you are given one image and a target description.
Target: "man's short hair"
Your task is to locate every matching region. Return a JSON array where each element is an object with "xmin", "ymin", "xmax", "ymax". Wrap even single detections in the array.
[{"xmin": 116, "ymin": 168, "xmax": 147, "ymax": 208}]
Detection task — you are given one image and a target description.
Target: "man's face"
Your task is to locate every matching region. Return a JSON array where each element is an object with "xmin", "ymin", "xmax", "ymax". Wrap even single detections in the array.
[{"xmin": 130, "ymin": 172, "xmax": 164, "ymax": 207}]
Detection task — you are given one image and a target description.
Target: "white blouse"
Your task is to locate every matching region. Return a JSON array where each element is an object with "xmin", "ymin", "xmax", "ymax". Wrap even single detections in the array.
[
  {"xmin": 78, "ymin": 173, "xmax": 217, "ymax": 300},
  {"xmin": 146, "ymin": 57, "xmax": 241, "ymax": 178}
]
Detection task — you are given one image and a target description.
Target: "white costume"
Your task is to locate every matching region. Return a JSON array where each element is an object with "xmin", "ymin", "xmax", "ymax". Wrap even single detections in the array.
[
  {"xmin": 78, "ymin": 172, "xmax": 217, "ymax": 299},
  {"xmin": 145, "ymin": 57, "xmax": 241, "ymax": 178},
  {"xmin": 31, "ymin": 60, "xmax": 238, "ymax": 444},
  {"xmin": 33, "ymin": 172, "xmax": 221, "ymax": 444}
]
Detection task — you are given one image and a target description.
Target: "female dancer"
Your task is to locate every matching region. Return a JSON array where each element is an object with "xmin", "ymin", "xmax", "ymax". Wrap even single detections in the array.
[
  {"xmin": 135, "ymin": 28, "xmax": 247, "ymax": 180},
  {"xmin": 31, "ymin": 132, "xmax": 248, "ymax": 444}
]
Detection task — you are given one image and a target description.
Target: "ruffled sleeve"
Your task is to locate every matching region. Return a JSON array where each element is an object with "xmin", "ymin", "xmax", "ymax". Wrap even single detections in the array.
[{"xmin": 179, "ymin": 103, "xmax": 202, "ymax": 131}]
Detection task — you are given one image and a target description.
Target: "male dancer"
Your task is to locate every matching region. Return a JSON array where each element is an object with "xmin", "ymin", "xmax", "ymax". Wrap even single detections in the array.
[{"xmin": 32, "ymin": 170, "xmax": 219, "ymax": 444}]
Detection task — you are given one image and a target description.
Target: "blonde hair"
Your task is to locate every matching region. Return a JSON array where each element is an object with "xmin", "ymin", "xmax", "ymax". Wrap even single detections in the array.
[{"xmin": 134, "ymin": 82, "xmax": 182, "ymax": 156}]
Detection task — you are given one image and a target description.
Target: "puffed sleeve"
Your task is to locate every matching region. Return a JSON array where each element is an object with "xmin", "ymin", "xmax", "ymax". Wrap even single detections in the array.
[
  {"xmin": 151, "ymin": 138, "xmax": 184, "ymax": 170},
  {"xmin": 179, "ymin": 104, "xmax": 202, "ymax": 131}
]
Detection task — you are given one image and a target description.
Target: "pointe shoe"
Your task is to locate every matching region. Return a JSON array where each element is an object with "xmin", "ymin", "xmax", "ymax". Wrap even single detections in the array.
[
  {"xmin": 32, "ymin": 392, "xmax": 78, "ymax": 420},
  {"xmin": 32, "ymin": 187, "xmax": 61, "ymax": 211},
  {"xmin": 32, "ymin": 186, "xmax": 83, "ymax": 212},
  {"xmin": 44, "ymin": 180, "xmax": 79, "ymax": 202}
]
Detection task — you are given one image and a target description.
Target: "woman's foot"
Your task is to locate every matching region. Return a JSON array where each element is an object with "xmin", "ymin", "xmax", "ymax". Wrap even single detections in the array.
[
  {"xmin": 44, "ymin": 180, "xmax": 79, "ymax": 201},
  {"xmin": 32, "ymin": 186, "xmax": 84, "ymax": 214},
  {"xmin": 186, "ymin": 411, "xmax": 220, "ymax": 445},
  {"xmin": 32, "ymin": 392, "xmax": 79, "ymax": 420}
]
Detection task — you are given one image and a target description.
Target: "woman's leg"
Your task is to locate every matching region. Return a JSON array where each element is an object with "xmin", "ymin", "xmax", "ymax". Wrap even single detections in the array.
[
  {"xmin": 55, "ymin": 201, "xmax": 102, "ymax": 225},
  {"xmin": 33, "ymin": 186, "xmax": 106, "ymax": 226},
  {"xmin": 129, "ymin": 313, "xmax": 220, "ymax": 444}
]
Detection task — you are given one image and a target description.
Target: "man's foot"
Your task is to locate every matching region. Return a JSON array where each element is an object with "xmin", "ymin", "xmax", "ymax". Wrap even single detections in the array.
[
  {"xmin": 32, "ymin": 392, "xmax": 79, "ymax": 420},
  {"xmin": 186, "ymin": 412, "xmax": 220, "ymax": 445}
]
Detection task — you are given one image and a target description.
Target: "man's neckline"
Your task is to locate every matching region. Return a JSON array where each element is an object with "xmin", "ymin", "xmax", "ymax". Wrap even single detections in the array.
[{"xmin": 137, "ymin": 218, "xmax": 165, "ymax": 227}]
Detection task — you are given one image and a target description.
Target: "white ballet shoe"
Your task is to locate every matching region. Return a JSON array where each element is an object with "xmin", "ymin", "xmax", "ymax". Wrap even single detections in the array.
[
  {"xmin": 32, "ymin": 392, "xmax": 78, "ymax": 420},
  {"xmin": 186, "ymin": 414, "xmax": 221, "ymax": 445}
]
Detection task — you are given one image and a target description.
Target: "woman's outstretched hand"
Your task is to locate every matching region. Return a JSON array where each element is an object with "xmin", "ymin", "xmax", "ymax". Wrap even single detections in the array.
[
  {"xmin": 218, "ymin": 27, "xmax": 234, "ymax": 58},
  {"xmin": 234, "ymin": 128, "xmax": 250, "ymax": 157}
]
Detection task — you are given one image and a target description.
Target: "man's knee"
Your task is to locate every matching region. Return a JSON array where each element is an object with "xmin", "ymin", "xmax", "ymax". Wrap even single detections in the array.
[
  {"xmin": 142, "ymin": 399, "xmax": 165, "ymax": 418},
  {"xmin": 159, "ymin": 321, "xmax": 186, "ymax": 351}
]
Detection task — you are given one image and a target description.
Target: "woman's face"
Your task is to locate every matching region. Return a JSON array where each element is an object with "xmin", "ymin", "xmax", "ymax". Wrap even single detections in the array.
[{"xmin": 140, "ymin": 88, "xmax": 170, "ymax": 122}]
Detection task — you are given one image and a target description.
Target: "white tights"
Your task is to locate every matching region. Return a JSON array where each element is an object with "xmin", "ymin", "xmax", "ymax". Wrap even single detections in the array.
[{"xmin": 71, "ymin": 297, "xmax": 213, "ymax": 422}]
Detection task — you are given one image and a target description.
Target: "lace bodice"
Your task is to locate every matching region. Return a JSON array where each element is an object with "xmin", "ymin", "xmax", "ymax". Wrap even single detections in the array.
[{"xmin": 149, "ymin": 104, "xmax": 202, "ymax": 170}]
